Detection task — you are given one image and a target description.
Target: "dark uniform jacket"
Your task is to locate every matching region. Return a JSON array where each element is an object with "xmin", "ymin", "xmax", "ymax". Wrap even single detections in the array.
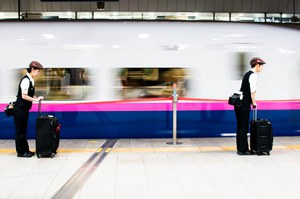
[
  {"xmin": 15, "ymin": 75, "xmax": 35, "ymax": 110},
  {"xmin": 240, "ymin": 70, "xmax": 254, "ymax": 104}
]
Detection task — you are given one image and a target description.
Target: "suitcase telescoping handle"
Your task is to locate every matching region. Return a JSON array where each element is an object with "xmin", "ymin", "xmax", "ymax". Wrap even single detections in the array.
[
  {"xmin": 38, "ymin": 99, "xmax": 42, "ymax": 117},
  {"xmin": 252, "ymin": 106, "xmax": 257, "ymax": 121}
]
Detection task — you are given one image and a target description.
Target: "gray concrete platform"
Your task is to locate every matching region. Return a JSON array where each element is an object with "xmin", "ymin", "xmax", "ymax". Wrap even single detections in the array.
[{"xmin": 1, "ymin": 137, "xmax": 300, "ymax": 199}]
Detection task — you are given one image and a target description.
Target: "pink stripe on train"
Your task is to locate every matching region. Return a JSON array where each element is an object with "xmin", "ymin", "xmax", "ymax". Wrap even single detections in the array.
[{"xmin": 26, "ymin": 99, "xmax": 300, "ymax": 112}]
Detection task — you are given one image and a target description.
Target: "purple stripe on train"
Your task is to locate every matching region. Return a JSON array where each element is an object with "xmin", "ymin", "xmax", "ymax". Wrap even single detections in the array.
[{"xmin": 0, "ymin": 99, "xmax": 299, "ymax": 139}]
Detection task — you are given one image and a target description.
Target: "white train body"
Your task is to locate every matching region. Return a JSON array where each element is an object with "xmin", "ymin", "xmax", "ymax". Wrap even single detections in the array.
[{"xmin": 0, "ymin": 21, "xmax": 299, "ymax": 139}]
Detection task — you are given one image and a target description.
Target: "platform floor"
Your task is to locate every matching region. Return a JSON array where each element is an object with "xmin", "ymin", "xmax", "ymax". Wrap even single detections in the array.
[{"xmin": 1, "ymin": 136, "xmax": 300, "ymax": 199}]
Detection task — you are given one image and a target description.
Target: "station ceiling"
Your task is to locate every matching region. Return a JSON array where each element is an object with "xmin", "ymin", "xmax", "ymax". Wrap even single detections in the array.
[{"xmin": 0, "ymin": 0, "xmax": 299, "ymax": 14}]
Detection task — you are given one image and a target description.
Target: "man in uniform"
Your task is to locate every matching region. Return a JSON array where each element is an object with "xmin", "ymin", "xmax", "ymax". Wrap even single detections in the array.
[
  {"xmin": 235, "ymin": 57, "xmax": 266, "ymax": 155},
  {"xmin": 13, "ymin": 61, "xmax": 44, "ymax": 157}
]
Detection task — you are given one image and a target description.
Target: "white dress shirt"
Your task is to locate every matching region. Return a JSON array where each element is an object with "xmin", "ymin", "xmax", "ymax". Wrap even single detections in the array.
[
  {"xmin": 20, "ymin": 73, "xmax": 34, "ymax": 95},
  {"xmin": 249, "ymin": 68, "xmax": 257, "ymax": 93}
]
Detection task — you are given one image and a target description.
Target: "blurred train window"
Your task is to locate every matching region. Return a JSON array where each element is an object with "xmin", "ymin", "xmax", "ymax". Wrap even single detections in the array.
[
  {"xmin": 115, "ymin": 67, "xmax": 189, "ymax": 99},
  {"xmin": 234, "ymin": 53, "xmax": 247, "ymax": 80},
  {"xmin": 17, "ymin": 68, "xmax": 92, "ymax": 100}
]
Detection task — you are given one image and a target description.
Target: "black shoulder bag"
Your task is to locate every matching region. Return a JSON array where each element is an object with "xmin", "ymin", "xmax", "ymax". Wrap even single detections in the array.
[
  {"xmin": 228, "ymin": 93, "xmax": 242, "ymax": 107},
  {"xmin": 4, "ymin": 102, "xmax": 15, "ymax": 117}
]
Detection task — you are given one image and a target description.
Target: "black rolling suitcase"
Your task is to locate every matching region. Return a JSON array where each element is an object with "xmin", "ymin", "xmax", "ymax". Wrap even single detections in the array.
[
  {"xmin": 250, "ymin": 108, "xmax": 273, "ymax": 155},
  {"xmin": 36, "ymin": 100, "xmax": 60, "ymax": 158}
]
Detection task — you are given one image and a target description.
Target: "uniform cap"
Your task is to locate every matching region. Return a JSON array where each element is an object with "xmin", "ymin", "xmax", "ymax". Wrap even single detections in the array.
[
  {"xmin": 29, "ymin": 61, "xmax": 44, "ymax": 69},
  {"xmin": 250, "ymin": 57, "xmax": 266, "ymax": 66}
]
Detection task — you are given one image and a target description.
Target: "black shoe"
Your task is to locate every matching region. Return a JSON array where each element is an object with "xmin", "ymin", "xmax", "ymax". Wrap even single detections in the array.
[
  {"xmin": 249, "ymin": 150, "xmax": 255, "ymax": 155},
  {"xmin": 237, "ymin": 150, "xmax": 255, "ymax": 155},
  {"xmin": 28, "ymin": 151, "xmax": 35, "ymax": 156},
  {"xmin": 17, "ymin": 152, "xmax": 32, "ymax": 158}
]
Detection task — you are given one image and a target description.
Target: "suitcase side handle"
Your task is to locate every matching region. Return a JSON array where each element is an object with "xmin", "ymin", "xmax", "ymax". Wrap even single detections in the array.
[{"xmin": 38, "ymin": 99, "xmax": 42, "ymax": 117}]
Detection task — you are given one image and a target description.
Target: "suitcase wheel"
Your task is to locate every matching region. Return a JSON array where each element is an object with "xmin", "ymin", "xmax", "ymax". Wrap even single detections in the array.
[{"xmin": 37, "ymin": 154, "xmax": 41, "ymax": 158}]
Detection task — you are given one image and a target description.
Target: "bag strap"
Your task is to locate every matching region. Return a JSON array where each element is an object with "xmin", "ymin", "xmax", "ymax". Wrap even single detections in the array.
[{"xmin": 252, "ymin": 107, "xmax": 257, "ymax": 121}]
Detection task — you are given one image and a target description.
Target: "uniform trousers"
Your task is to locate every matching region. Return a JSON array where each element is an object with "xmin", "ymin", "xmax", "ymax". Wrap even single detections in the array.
[
  {"xmin": 234, "ymin": 99, "xmax": 251, "ymax": 152},
  {"xmin": 13, "ymin": 105, "xmax": 30, "ymax": 154}
]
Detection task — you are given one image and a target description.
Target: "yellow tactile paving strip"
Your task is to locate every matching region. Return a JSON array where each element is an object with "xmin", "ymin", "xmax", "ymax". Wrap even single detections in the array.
[
  {"xmin": 110, "ymin": 145, "xmax": 294, "ymax": 153},
  {"xmin": 0, "ymin": 148, "xmax": 97, "ymax": 154},
  {"xmin": 0, "ymin": 145, "xmax": 299, "ymax": 154}
]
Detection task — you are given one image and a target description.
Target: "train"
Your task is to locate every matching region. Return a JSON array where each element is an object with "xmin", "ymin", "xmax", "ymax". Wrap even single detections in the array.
[{"xmin": 0, "ymin": 21, "xmax": 299, "ymax": 139}]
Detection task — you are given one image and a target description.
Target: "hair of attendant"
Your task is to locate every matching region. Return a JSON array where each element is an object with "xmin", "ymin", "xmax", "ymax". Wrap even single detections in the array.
[{"xmin": 26, "ymin": 66, "xmax": 39, "ymax": 73}]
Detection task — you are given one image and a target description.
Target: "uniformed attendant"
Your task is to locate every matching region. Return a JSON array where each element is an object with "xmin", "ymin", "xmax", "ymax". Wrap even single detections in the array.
[
  {"xmin": 234, "ymin": 57, "xmax": 266, "ymax": 155},
  {"xmin": 13, "ymin": 61, "xmax": 44, "ymax": 158}
]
